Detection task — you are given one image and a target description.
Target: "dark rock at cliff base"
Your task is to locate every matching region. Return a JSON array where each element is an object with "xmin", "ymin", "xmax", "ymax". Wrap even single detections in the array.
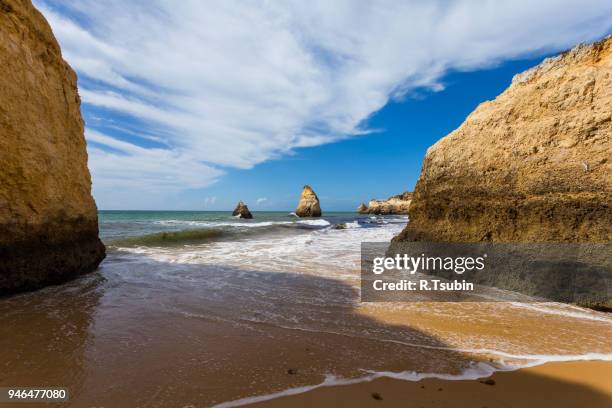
[
  {"xmin": 395, "ymin": 37, "xmax": 612, "ymax": 244},
  {"xmin": 366, "ymin": 192, "xmax": 412, "ymax": 215},
  {"xmin": 0, "ymin": 0, "xmax": 105, "ymax": 295},
  {"xmin": 232, "ymin": 201, "xmax": 253, "ymax": 219},
  {"xmin": 295, "ymin": 185, "xmax": 322, "ymax": 217}
]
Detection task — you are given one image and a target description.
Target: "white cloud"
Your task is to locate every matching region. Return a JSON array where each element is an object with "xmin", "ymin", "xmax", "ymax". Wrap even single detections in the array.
[
  {"xmin": 256, "ymin": 198, "xmax": 268, "ymax": 205},
  {"xmin": 34, "ymin": 0, "xmax": 612, "ymax": 208},
  {"xmin": 85, "ymin": 129, "xmax": 223, "ymax": 207}
]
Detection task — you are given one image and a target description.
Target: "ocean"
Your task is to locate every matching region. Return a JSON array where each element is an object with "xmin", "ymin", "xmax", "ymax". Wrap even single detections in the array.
[
  {"xmin": 1, "ymin": 211, "xmax": 610, "ymax": 407},
  {"xmin": 99, "ymin": 210, "xmax": 402, "ymax": 272},
  {"xmin": 99, "ymin": 210, "xmax": 379, "ymax": 242}
]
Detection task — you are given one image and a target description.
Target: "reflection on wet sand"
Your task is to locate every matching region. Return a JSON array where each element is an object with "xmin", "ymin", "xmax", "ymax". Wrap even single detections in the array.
[{"xmin": 0, "ymin": 274, "xmax": 103, "ymax": 407}]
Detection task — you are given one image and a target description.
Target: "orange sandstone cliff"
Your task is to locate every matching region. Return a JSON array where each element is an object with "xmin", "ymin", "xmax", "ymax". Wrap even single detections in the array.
[
  {"xmin": 396, "ymin": 37, "xmax": 611, "ymax": 243},
  {"xmin": 359, "ymin": 192, "xmax": 413, "ymax": 215},
  {"xmin": 0, "ymin": 0, "xmax": 105, "ymax": 295}
]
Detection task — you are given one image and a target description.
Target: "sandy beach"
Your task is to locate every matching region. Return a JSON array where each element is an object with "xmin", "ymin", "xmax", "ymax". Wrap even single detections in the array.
[{"xmin": 248, "ymin": 361, "xmax": 612, "ymax": 408}]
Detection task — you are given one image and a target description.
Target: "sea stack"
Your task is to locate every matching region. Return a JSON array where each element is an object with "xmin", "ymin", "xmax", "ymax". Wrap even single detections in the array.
[
  {"xmin": 0, "ymin": 0, "xmax": 105, "ymax": 295},
  {"xmin": 232, "ymin": 201, "xmax": 253, "ymax": 219},
  {"xmin": 357, "ymin": 203, "xmax": 368, "ymax": 213},
  {"xmin": 395, "ymin": 37, "xmax": 611, "ymax": 243},
  {"xmin": 295, "ymin": 185, "xmax": 322, "ymax": 217}
]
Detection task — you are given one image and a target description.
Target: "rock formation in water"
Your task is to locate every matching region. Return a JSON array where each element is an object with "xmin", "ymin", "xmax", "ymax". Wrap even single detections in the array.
[
  {"xmin": 396, "ymin": 37, "xmax": 611, "ymax": 243},
  {"xmin": 232, "ymin": 201, "xmax": 253, "ymax": 219},
  {"xmin": 364, "ymin": 192, "xmax": 413, "ymax": 215},
  {"xmin": 356, "ymin": 203, "xmax": 368, "ymax": 213},
  {"xmin": 295, "ymin": 185, "xmax": 322, "ymax": 217},
  {"xmin": 0, "ymin": 0, "xmax": 105, "ymax": 295}
]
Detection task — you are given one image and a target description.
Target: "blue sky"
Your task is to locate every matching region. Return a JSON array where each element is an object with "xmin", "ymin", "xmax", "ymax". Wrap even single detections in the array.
[
  {"xmin": 35, "ymin": 1, "xmax": 612, "ymax": 210},
  {"xmin": 180, "ymin": 57, "xmax": 548, "ymax": 211}
]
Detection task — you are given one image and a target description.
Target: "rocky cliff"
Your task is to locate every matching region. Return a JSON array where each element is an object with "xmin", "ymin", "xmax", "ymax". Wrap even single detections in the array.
[
  {"xmin": 232, "ymin": 201, "xmax": 253, "ymax": 219},
  {"xmin": 295, "ymin": 185, "xmax": 322, "ymax": 217},
  {"xmin": 396, "ymin": 37, "xmax": 611, "ymax": 243},
  {"xmin": 360, "ymin": 192, "xmax": 413, "ymax": 215},
  {"xmin": 0, "ymin": 0, "xmax": 105, "ymax": 295}
]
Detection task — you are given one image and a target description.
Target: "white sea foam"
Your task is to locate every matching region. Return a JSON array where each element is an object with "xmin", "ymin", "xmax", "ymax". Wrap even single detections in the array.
[
  {"xmin": 509, "ymin": 302, "xmax": 612, "ymax": 323},
  {"xmin": 120, "ymin": 217, "xmax": 403, "ymax": 274},
  {"xmin": 297, "ymin": 219, "xmax": 331, "ymax": 227},
  {"xmin": 153, "ymin": 218, "xmax": 333, "ymax": 228},
  {"xmin": 212, "ymin": 351, "xmax": 612, "ymax": 408},
  {"xmin": 154, "ymin": 219, "xmax": 293, "ymax": 228},
  {"xmin": 211, "ymin": 374, "xmax": 373, "ymax": 408},
  {"xmin": 382, "ymin": 338, "xmax": 612, "ymax": 364}
]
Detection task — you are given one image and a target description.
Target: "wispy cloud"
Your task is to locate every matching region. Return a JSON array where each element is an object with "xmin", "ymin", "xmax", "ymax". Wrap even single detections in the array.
[
  {"xmin": 35, "ymin": 0, "xmax": 612, "ymax": 208},
  {"xmin": 86, "ymin": 129, "xmax": 222, "ymax": 192},
  {"xmin": 256, "ymin": 198, "xmax": 268, "ymax": 205},
  {"xmin": 203, "ymin": 196, "xmax": 217, "ymax": 207}
]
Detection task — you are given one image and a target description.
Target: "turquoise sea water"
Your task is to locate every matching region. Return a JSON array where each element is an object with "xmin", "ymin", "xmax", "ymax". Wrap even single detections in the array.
[{"xmin": 98, "ymin": 210, "xmax": 378, "ymax": 245}]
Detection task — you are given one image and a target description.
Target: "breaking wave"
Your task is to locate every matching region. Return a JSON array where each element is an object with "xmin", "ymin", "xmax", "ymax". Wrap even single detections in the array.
[
  {"xmin": 108, "ymin": 219, "xmax": 334, "ymax": 248},
  {"xmin": 110, "ymin": 228, "xmax": 228, "ymax": 247}
]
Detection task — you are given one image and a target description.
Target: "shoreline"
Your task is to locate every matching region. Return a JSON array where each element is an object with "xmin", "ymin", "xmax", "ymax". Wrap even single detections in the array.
[
  {"xmin": 3, "ymin": 213, "xmax": 610, "ymax": 407},
  {"xmin": 235, "ymin": 360, "xmax": 612, "ymax": 408}
]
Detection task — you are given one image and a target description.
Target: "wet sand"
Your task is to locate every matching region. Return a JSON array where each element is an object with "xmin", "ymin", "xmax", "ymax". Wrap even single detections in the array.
[
  {"xmin": 248, "ymin": 361, "xmax": 612, "ymax": 408},
  {"xmin": 2, "ymin": 257, "xmax": 609, "ymax": 407}
]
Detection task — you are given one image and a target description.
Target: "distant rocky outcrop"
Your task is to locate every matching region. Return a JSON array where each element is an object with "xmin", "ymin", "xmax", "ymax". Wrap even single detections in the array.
[
  {"xmin": 0, "ymin": 0, "xmax": 105, "ymax": 295},
  {"xmin": 396, "ymin": 36, "xmax": 611, "ymax": 243},
  {"xmin": 232, "ymin": 201, "xmax": 253, "ymax": 219},
  {"xmin": 295, "ymin": 185, "xmax": 322, "ymax": 217},
  {"xmin": 362, "ymin": 192, "xmax": 413, "ymax": 215}
]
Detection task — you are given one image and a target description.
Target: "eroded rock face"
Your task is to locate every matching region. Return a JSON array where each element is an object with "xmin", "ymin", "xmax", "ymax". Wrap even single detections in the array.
[
  {"xmin": 356, "ymin": 203, "xmax": 368, "ymax": 213},
  {"xmin": 365, "ymin": 192, "xmax": 412, "ymax": 215},
  {"xmin": 295, "ymin": 185, "xmax": 321, "ymax": 217},
  {"xmin": 0, "ymin": 0, "xmax": 105, "ymax": 295},
  {"xmin": 396, "ymin": 37, "xmax": 611, "ymax": 243},
  {"xmin": 232, "ymin": 201, "xmax": 253, "ymax": 219}
]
